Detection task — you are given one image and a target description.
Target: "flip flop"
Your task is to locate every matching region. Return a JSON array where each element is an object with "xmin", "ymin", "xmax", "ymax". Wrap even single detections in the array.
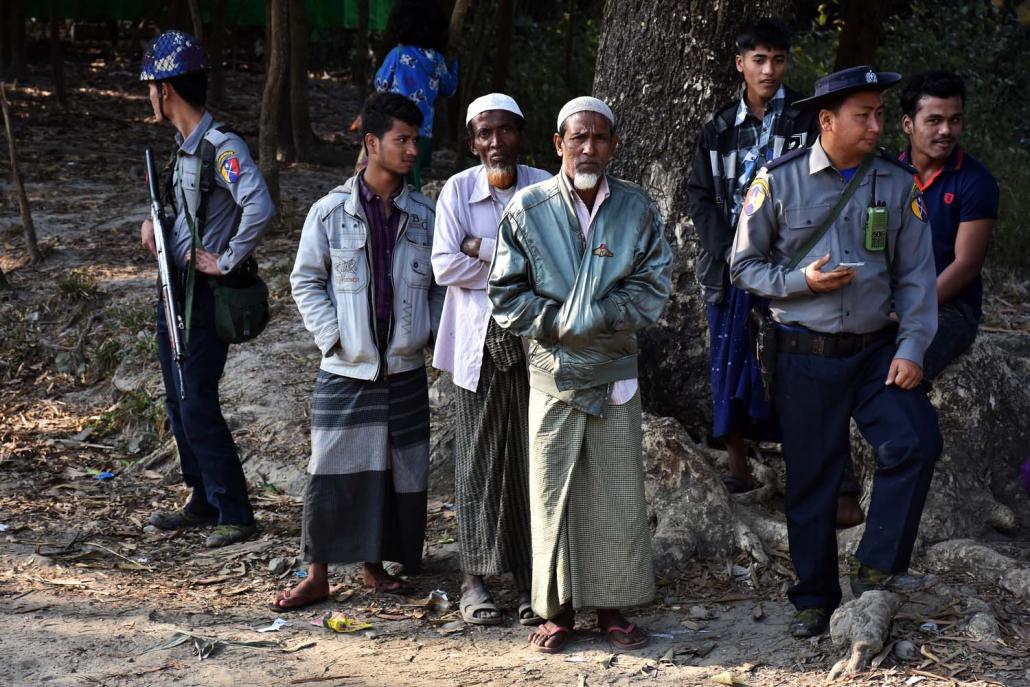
[
  {"xmin": 604, "ymin": 622, "xmax": 649, "ymax": 651},
  {"xmin": 518, "ymin": 600, "xmax": 543, "ymax": 627},
  {"xmin": 528, "ymin": 622, "xmax": 571, "ymax": 653},
  {"xmin": 460, "ymin": 588, "xmax": 504, "ymax": 626}
]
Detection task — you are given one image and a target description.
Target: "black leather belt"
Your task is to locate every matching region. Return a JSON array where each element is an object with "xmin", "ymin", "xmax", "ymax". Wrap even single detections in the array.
[{"xmin": 775, "ymin": 324, "xmax": 896, "ymax": 358}]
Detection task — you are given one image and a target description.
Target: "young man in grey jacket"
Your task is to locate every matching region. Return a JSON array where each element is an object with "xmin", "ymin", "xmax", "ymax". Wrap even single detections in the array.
[
  {"xmin": 274, "ymin": 92, "xmax": 444, "ymax": 610},
  {"xmin": 488, "ymin": 97, "xmax": 672, "ymax": 653}
]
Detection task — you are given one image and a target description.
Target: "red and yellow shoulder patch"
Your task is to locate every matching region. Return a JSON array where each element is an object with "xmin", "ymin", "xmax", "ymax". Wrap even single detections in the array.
[{"xmin": 218, "ymin": 149, "xmax": 240, "ymax": 184}]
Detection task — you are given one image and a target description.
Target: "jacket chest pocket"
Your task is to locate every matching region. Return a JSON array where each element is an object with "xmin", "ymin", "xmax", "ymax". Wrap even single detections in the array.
[
  {"xmin": 330, "ymin": 234, "xmax": 368, "ymax": 293},
  {"xmin": 403, "ymin": 230, "xmax": 432, "ymax": 289}
]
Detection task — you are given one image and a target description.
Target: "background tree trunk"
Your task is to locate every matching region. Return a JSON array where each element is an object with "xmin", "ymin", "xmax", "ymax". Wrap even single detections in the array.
[
  {"xmin": 4, "ymin": 0, "xmax": 28, "ymax": 82},
  {"xmin": 0, "ymin": 265, "xmax": 9, "ymax": 290},
  {"xmin": 834, "ymin": 0, "xmax": 887, "ymax": 70},
  {"xmin": 259, "ymin": 0, "xmax": 289, "ymax": 205},
  {"xmin": 207, "ymin": 0, "xmax": 228, "ymax": 108},
  {"xmin": 353, "ymin": 0, "xmax": 370, "ymax": 94},
  {"xmin": 186, "ymin": 0, "xmax": 204, "ymax": 40},
  {"xmin": 593, "ymin": 0, "xmax": 792, "ymax": 430},
  {"xmin": 1, "ymin": 83, "xmax": 43, "ymax": 264},
  {"xmin": 491, "ymin": 0, "xmax": 514, "ymax": 91},
  {"xmin": 288, "ymin": 0, "xmax": 316, "ymax": 162},
  {"xmin": 50, "ymin": 0, "xmax": 67, "ymax": 108}
]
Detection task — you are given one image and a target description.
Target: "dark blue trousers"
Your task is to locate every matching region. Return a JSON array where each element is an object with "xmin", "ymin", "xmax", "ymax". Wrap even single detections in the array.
[
  {"xmin": 156, "ymin": 278, "xmax": 254, "ymax": 526},
  {"xmin": 774, "ymin": 336, "xmax": 941, "ymax": 611}
]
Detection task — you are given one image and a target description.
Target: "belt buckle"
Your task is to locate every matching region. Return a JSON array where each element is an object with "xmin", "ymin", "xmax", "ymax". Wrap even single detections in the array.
[{"xmin": 811, "ymin": 336, "xmax": 826, "ymax": 356}]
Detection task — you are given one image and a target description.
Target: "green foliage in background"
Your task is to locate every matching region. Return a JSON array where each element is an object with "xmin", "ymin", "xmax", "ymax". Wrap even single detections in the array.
[
  {"xmin": 505, "ymin": 13, "xmax": 601, "ymax": 170},
  {"xmin": 793, "ymin": 0, "xmax": 1030, "ymax": 273}
]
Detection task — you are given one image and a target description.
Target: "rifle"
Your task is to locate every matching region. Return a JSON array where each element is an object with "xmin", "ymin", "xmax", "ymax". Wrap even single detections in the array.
[{"xmin": 145, "ymin": 146, "xmax": 187, "ymax": 400}]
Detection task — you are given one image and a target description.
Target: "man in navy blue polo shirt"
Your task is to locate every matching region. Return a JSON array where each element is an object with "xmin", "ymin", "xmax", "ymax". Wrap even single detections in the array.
[{"xmin": 898, "ymin": 71, "xmax": 999, "ymax": 380}]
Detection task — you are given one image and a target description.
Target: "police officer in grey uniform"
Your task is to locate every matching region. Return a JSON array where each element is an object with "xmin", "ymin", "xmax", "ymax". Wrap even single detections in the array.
[
  {"xmin": 730, "ymin": 66, "xmax": 942, "ymax": 637},
  {"xmin": 139, "ymin": 31, "xmax": 275, "ymax": 548}
]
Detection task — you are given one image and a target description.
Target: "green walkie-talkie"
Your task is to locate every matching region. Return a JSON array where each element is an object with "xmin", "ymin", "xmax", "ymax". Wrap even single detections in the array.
[{"xmin": 866, "ymin": 170, "xmax": 888, "ymax": 251}]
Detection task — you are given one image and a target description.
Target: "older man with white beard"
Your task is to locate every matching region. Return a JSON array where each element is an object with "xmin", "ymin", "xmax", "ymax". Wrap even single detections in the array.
[
  {"xmin": 432, "ymin": 93, "xmax": 550, "ymax": 628},
  {"xmin": 488, "ymin": 97, "xmax": 672, "ymax": 653}
]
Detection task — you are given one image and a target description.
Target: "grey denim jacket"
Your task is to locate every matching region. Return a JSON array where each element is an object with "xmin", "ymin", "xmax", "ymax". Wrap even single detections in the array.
[{"xmin": 291, "ymin": 174, "xmax": 444, "ymax": 380}]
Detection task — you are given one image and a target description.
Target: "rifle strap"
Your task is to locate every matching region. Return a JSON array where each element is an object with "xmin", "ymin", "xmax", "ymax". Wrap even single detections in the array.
[
  {"xmin": 175, "ymin": 121, "xmax": 216, "ymax": 345},
  {"xmin": 786, "ymin": 155, "xmax": 874, "ymax": 270}
]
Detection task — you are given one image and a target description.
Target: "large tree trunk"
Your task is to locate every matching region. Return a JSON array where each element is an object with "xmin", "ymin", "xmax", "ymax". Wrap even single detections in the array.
[
  {"xmin": 186, "ymin": 0, "xmax": 204, "ymax": 40},
  {"xmin": 207, "ymin": 0, "xmax": 228, "ymax": 108},
  {"xmin": 50, "ymin": 0, "xmax": 67, "ymax": 108},
  {"xmin": 288, "ymin": 0, "xmax": 316, "ymax": 162},
  {"xmin": 259, "ymin": 0, "xmax": 289, "ymax": 205},
  {"xmin": 491, "ymin": 0, "xmax": 514, "ymax": 91},
  {"xmin": 593, "ymin": 0, "xmax": 792, "ymax": 430},
  {"xmin": 834, "ymin": 0, "xmax": 887, "ymax": 70},
  {"xmin": 3, "ymin": 0, "xmax": 28, "ymax": 82},
  {"xmin": 0, "ymin": 83, "xmax": 43, "ymax": 264},
  {"xmin": 353, "ymin": 0, "xmax": 370, "ymax": 94}
]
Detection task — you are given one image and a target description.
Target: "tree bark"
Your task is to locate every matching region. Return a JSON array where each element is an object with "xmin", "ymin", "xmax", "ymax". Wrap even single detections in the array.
[
  {"xmin": 259, "ymin": 0, "xmax": 289, "ymax": 205},
  {"xmin": 593, "ymin": 0, "xmax": 792, "ymax": 429},
  {"xmin": 50, "ymin": 0, "xmax": 67, "ymax": 108},
  {"xmin": 0, "ymin": 83, "xmax": 43, "ymax": 264},
  {"xmin": 492, "ymin": 0, "xmax": 515, "ymax": 91},
  {"xmin": 288, "ymin": 0, "xmax": 316, "ymax": 162},
  {"xmin": 4, "ymin": 0, "xmax": 28, "ymax": 82},
  {"xmin": 0, "ymin": 265, "xmax": 9, "ymax": 290},
  {"xmin": 208, "ymin": 0, "xmax": 228, "ymax": 108},
  {"xmin": 186, "ymin": 0, "xmax": 204, "ymax": 40},
  {"xmin": 833, "ymin": 0, "xmax": 887, "ymax": 70},
  {"xmin": 353, "ymin": 0, "xmax": 370, "ymax": 94}
]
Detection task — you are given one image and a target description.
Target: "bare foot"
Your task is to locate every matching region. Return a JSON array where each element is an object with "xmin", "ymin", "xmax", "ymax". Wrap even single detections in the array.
[
  {"xmin": 362, "ymin": 562, "xmax": 413, "ymax": 594},
  {"xmin": 597, "ymin": 608, "xmax": 648, "ymax": 650},
  {"xmin": 528, "ymin": 607, "xmax": 574, "ymax": 652},
  {"xmin": 836, "ymin": 494, "xmax": 865, "ymax": 529},
  {"xmin": 271, "ymin": 563, "xmax": 329, "ymax": 610}
]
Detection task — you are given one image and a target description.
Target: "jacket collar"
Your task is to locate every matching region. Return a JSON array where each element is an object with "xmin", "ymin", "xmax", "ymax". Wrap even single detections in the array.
[
  {"xmin": 176, "ymin": 111, "xmax": 214, "ymax": 156},
  {"xmin": 340, "ymin": 171, "xmax": 416, "ymax": 219}
]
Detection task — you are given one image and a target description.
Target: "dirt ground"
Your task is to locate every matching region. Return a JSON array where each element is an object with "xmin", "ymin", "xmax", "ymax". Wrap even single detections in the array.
[{"xmin": 1, "ymin": 52, "xmax": 1029, "ymax": 687}]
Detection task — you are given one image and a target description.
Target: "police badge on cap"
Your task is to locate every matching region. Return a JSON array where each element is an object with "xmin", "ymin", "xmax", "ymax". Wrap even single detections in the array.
[{"xmin": 792, "ymin": 65, "xmax": 902, "ymax": 110}]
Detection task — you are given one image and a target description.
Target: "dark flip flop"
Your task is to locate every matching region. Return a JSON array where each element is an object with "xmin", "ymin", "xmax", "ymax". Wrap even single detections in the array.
[
  {"xmin": 460, "ymin": 590, "xmax": 504, "ymax": 626},
  {"xmin": 605, "ymin": 622, "xmax": 649, "ymax": 651},
  {"xmin": 721, "ymin": 474, "xmax": 758, "ymax": 494},
  {"xmin": 528, "ymin": 623, "xmax": 571, "ymax": 653},
  {"xmin": 518, "ymin": 599, "xmax": 543, "ymax": 627}
]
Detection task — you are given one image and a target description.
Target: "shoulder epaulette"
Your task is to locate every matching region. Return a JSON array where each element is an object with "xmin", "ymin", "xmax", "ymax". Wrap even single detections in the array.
[
  {"xmin": 877, "ymin": 148, "xmax": 918, "ymax": 175},
  {"xmin": 764, "ymin": 146, "xmax": 807, "ymax": 171}
]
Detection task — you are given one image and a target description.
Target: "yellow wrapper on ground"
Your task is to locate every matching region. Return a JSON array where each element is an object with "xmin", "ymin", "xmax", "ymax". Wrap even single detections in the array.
[{"xmin": 321, "ymin": 611, "xmax": 371, "ymax": 633}]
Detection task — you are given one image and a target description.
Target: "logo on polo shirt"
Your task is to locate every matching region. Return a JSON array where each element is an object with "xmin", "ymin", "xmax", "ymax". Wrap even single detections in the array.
[{"xmin": 944, "ymin": 192, "xmax": 955, "ymax": 205}]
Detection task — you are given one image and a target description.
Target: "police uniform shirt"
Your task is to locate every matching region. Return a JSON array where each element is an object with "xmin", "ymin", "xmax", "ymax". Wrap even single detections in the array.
[
  {"xmin": 729, "ymin": 137, "xmax": 938, "ymax": 366},
  {"xmin": 171, "ymin": 111, "xmax": 275, "ymax": 273}
]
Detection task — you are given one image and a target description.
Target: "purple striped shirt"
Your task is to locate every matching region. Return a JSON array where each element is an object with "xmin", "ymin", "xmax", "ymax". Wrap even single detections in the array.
[{"xmin": 357, "ymin": 174, "xmax": 401, "ymax": 327}]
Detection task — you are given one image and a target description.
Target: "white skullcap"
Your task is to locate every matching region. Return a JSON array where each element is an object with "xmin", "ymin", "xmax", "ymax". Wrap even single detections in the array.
[
  {"xmin": 556, "ymin": 96, "xmax": 614, "ymax": 132},
  {"xmin": 465, "ymin": 93, "xmax": 524, "ymax": 126}
]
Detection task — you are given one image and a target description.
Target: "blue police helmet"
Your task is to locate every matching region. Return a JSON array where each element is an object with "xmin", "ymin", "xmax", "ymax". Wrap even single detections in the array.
[{"xmin": 140, "ymin": 30, "xmax": 209, "ymax": 81}]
